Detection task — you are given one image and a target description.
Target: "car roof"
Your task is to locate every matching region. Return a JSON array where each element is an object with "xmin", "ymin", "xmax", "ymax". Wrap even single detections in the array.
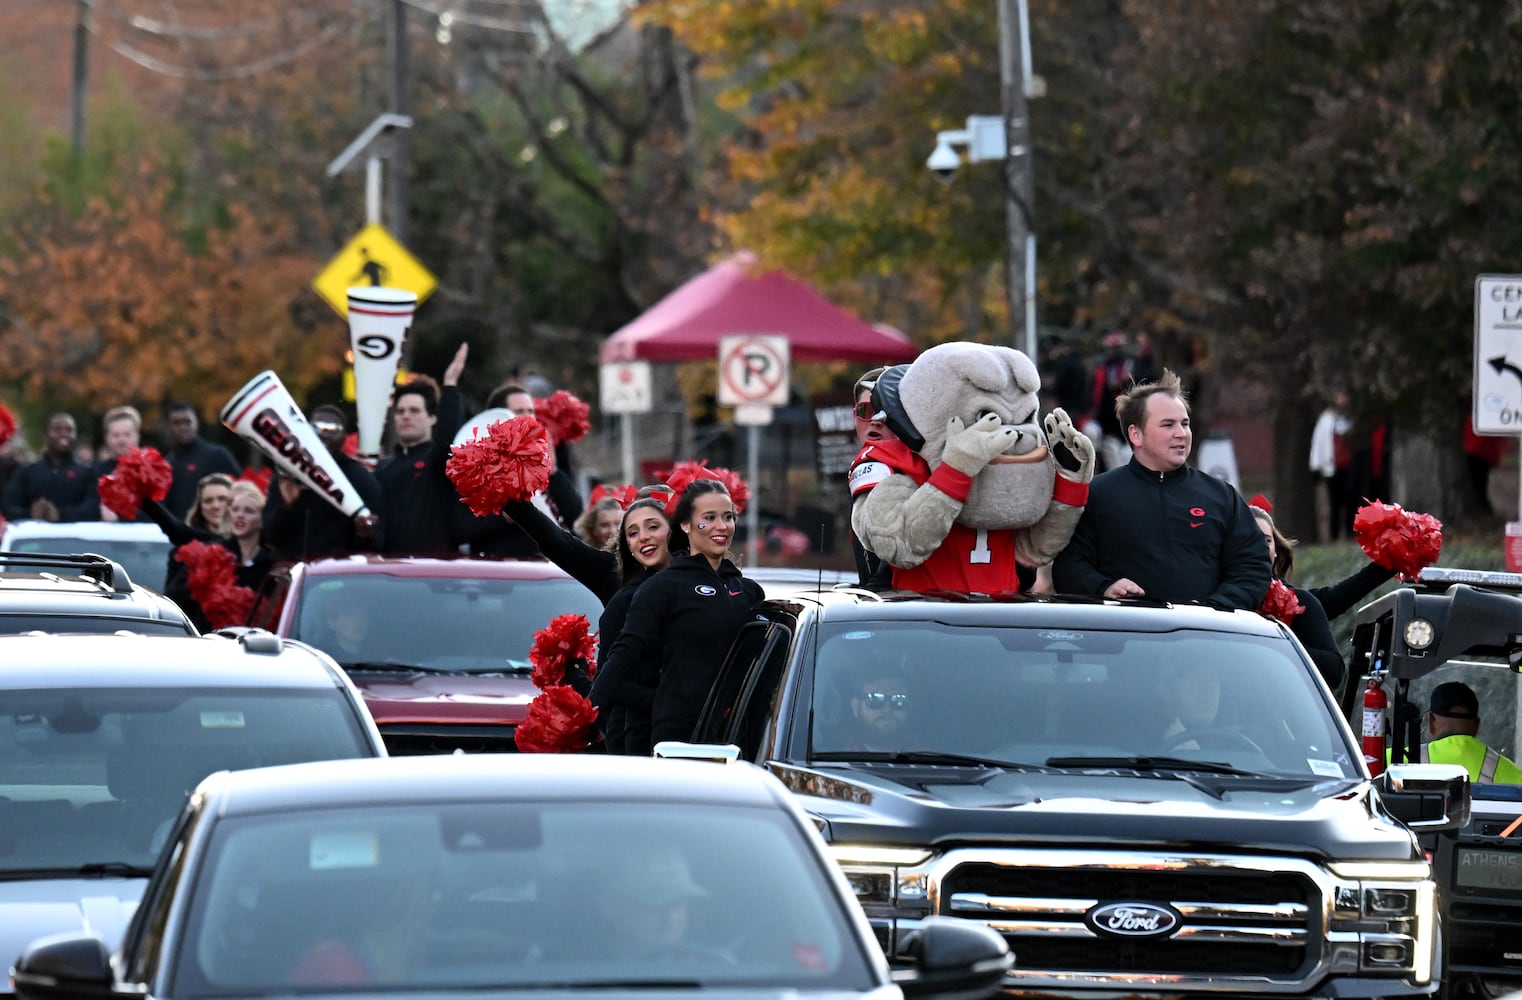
[
  {"xmin": 0, "ymin": 551, "xmax": 194, "ymax": 631},
  {"xmin": 197, "ymin": 754, "xmax": 790, "ymax": 815},
  {"xmin": 288, "ymin": 555, "xmax": 575, "ymax": 581},
  {"xmin": 0, "ymin": 521, "xmax": 171, "ymax": 544},
  {"xmin": 0, "ymin": 631, "xmax": 350, "ymax": 689},
  {"xmin": 775, "ymin": 589, "xmax": 1288, "ymax": 637}
]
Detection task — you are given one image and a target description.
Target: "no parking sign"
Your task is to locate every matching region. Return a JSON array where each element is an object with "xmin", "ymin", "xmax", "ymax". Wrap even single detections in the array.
[{"xmin": 717, "ymin": 335, "xmax": 790, "ymax": 408}]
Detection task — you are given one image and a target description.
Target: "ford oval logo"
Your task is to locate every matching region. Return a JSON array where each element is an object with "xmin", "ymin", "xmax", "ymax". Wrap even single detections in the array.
[{"xmin": 1086, "ymin": 902, "xmax": 1180, "ymax": 939}]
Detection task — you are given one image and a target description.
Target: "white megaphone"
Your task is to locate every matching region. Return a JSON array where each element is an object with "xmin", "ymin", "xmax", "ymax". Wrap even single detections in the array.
[
  {"xmin": 221, "ymin": 371, "xmax": 373, "ymax": 521},
  {"xmin": 348, "ymin": 286, "xmax": 416, "ymax": 465}
]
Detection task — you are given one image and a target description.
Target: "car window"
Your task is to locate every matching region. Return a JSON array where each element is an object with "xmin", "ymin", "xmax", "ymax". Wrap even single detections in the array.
[
  {"xmin": 0, "ymin": 688, "xmax": 378, "ymax": 869},
  {"xmin": 0, "ymin": 614, "xmax": 193, "ymax": 636},
  {"xmin": 291, "ymin": 575, "xmax": 602, "ymax": 671},
  {"xmin": 809, "ymin": 621, "xmax": 1357, "ymax": 777},
  {"xmin": 174, "ymin": 800, "xmax": 876, "ymax": 994}
]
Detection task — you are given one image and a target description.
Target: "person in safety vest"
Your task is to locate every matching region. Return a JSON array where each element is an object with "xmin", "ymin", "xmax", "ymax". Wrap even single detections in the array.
[{"xmin": 1393, "ymin": 681, "xmax": 1522, "ymax": 784}]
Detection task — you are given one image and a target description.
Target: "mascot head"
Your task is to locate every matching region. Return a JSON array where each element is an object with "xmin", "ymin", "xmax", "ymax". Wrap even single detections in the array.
[{"xmin": 875, "ymin": 343, "xmax": 1054, "ymax": 530}]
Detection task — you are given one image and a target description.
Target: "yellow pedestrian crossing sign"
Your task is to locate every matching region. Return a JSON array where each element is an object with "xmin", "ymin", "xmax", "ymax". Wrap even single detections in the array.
[{"xmin": 313, "ymin": 223, "xmax": 437, "ymax": 319}]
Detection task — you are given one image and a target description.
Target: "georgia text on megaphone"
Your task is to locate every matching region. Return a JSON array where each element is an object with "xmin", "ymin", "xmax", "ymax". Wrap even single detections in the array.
[{"xmin": 221, "ymin": 370, "xmax": 371, "ymax": 519}]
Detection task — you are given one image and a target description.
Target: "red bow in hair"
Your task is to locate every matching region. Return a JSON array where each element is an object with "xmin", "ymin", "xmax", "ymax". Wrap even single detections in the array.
[
  {"xmin": 0, "ymin": 403, "xmax": 16, "ymax": 449},
  {"xmin": 588, "ymin": 483, "xmax": 639, "ymax": 509},
  {"xmin": 657, "ymin": 460, "xmax": 752, "ymax": 516},
  {"xmin": 1248, "ymin": 493, "xmax": 1272, "ymax": 512},
  {"xmin": 97, "ymin": 447, "xmax": 173, "ymax": 521},
  {"xmin": 1354, "ymin": 500, "xmax": 1443, "ymax": 580},
  {"xmin": 445, "ymin": 415, "xmax": 553, "ymax": 516}
]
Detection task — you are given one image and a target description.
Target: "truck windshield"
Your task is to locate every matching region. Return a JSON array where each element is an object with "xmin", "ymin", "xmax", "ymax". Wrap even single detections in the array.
[{"xmin": 810, "ymin": 621, "xmax": 1358, "ymax": 779}]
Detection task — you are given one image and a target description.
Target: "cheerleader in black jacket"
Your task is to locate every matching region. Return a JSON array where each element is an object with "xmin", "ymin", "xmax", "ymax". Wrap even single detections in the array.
[{"xmin": 592, "ymin": 479, "xmax": 766, "ymax": 750}]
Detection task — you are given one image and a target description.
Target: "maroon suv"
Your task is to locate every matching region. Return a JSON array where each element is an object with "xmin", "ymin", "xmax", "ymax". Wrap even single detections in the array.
[{"xmin": 248, "ymin": 556, "xmax": 602, "ymax": 754}]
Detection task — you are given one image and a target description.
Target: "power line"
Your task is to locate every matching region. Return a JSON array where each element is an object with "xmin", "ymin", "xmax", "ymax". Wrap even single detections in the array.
[{"xmin": 91, "ymin": 16, "xmax": 349, "ymax": 80}]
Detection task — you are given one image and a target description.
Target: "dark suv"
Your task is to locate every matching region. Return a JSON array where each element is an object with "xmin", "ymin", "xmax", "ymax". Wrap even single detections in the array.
[
  {"xmin": 0, "ymin": 551, "xmax": 195, "ymax": 635},
  {"xmin": 687, "ymin": 589, "xmax": 1468, "ymax": 1000}
]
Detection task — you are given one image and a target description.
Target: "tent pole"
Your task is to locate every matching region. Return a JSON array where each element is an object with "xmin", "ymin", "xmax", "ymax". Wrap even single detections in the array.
[
  {"xmin": 748, "ymin": 423, "xmax": 762, "ymax": 567},
  {"xmin": 621, "ymin": 413, "xmax": 637, "ymax": 486}
]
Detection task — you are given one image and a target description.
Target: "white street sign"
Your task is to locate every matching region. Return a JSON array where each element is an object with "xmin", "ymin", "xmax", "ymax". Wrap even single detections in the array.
[
  {"xmin": 717, "ymin": 335, "xmax": 790, "ymax": 407},
  {"xmin": 1475, "ymin": 274, "xmax": 1522, "ymax": 434},
  {"xmin": 733, "ymin": 403, "xmax": 774, "ymax": 426},
  {"xmin": 599, "ymin": 360, "xmax": 653, "ymax": 415}
]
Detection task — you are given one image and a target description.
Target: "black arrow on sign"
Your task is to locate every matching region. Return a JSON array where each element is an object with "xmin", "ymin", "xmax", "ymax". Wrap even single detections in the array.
[{"xmin": 1489, "ymin": 355, "xmax": 1522, "ymax": 387}]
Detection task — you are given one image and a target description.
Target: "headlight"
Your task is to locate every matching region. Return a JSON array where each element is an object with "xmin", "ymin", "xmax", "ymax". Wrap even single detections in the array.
[
  {"xmin": 1403, "ymin": 618, "xmax": 1435, "ymax": 650},
  {"xmin": 827, "ymin": 845, "xmax": 934, "ymax": 907}
]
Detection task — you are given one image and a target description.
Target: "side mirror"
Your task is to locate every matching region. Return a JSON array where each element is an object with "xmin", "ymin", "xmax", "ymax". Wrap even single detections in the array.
[
  {"xmin": 1378, "ymin": 763, "xmax": 1471, "ymax": 832},
  {"xmin": 11, "ymin": 933, "xmax": 115, "ymax": 1000},
  {"xmin": 893, "ymin": 916, "xmax": 1013, "ymax": 999}
]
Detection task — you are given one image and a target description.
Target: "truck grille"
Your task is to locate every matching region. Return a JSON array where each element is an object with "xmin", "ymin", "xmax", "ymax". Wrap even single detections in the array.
[
  {"xmin": 935, "ymin": 850, "xmax": 1317, "ymax": 985},
  {"xmin": 378, "ymin": 723, "xmax": 519, "ymax": 755}
]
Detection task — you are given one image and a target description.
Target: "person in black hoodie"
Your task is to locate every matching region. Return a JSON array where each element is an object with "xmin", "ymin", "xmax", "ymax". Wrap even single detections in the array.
[
  {"xmin": 1250, "ymin": 504, "xmax": 1393, "ymax": 692},
  {"xmin": 376, "ymin": 345, "xmax": 468, "ymax": 556},
  {"xmin": 592, "ymin": 479, "xmax": 765, "ymax": 750}
]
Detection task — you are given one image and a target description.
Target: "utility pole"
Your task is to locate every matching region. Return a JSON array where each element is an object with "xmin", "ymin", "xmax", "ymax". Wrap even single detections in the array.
[
  {"xmin": 998, "ymin": 0, "xmax": 1037, "ymax": 360},
  {"xmin": 386, "ymin": 0, "xmax": 411, "ymax": 247},
  {"xmin": 70, "ymin": 0, "xmax": 90, "ymax": 160}
]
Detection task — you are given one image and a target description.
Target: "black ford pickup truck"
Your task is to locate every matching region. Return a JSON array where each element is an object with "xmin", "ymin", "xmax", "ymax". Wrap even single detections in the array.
[{"xmin": 679, "ymin": 589, "xmax": 1470, "ymax": 1000}]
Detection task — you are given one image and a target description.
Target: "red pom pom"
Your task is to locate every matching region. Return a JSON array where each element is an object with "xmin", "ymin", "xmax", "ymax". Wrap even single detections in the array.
[
  {"xmin": 0, "ymin": 403, "xmax": 16, "ymax": 449},
  {"xmin": 1354, "ymin": 501, "xmax": 1443, "ymax": 580},
  {"xmin": 1257, "ymin": 579, "xmax": 1305, "ymax": 624},
  {"xmin": 588, "ymin": 483, "xmax": 639, "ymax": 509},
  {"xmin": 445, "ymin": 415, "xmax": 553, "ymax": 516},
  {"xmin": 97, "ymin": 447, "xmax": 173, "ymax": 520},
  {"xmin": 707, "ymin": 466, "xmax": 751, "ymax": 514},
  {"xmin": 529, "ymin": 613, "xmax": 597, "ymax": 689},
  {"xmin": 514, "ymin": 685, "xmax": 599, "ymax": 753},
  {"xmin": 174, "ymin": 541, "xmax": 256, "ymax": 630},
  {"xmin": 534, "ymin": 391, "xmax": 592, "ymax": 444}
]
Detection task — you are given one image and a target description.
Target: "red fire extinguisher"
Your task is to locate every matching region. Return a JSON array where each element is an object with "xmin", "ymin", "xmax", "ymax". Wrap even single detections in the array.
[{"xmin": 1362, "ymin": 675, "xmax": 1387, "ymax": 777}]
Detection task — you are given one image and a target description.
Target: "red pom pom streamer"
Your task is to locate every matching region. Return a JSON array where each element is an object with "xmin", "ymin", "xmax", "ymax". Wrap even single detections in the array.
[
  {"xmin": 588, "ymin": 483, "xmax": 639, "ymax": 509},
  {"xmin": 534, "ymin": 390, "xmax": 592, "ymax": 444},
  {"xmin": 1353, "ymin": 500, "xmax": 1443, "ymax": 581},
  {"xmin": 1257, "ymin": 579, "xmax": 1305, "ymax": 625},
  {"xmin": 445, "ymin": 415, "xmax": 553, "ymax": 516},
  {"xmin": 96, "ymin": 447, "xmax": 173, "ymax": 521},
  {"xmin": 174, "ymin": 540, "xmax": 256, "ymax": 630},
  {"xmin": 0, "ymin": 403, "xmax": 16, "ymax": 449},
  {"xmin": 514, "ymin": 685, "xmax": 599, "ymax": 753},
  {"xmin": 528, "ymin": 613, "xmax": 597, "ymax": 689}
]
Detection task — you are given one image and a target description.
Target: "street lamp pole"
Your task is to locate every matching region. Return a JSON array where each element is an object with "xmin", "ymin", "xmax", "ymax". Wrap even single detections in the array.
[{"xmin": 999, "ymin": 0, "xmax": 1037, "ymax": 361}]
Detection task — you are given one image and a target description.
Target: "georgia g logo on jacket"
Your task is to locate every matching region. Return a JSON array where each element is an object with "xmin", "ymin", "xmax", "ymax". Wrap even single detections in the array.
[{"xmin": 694, "ymin": 585, "xmax": 717, "ymax": 596}]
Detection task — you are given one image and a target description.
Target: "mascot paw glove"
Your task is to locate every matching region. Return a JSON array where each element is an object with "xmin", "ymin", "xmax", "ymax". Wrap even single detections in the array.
[
  {"xmin": 941, "ymin": 413, "xmax": 1018, "ymax": 479},
  {"xmin": 1044, "ymin": 408, "xmax": 1097, "ymax": 484}
]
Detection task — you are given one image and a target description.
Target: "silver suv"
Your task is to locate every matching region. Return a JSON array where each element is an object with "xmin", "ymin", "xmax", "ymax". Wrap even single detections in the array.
[
  {"xmin": 0, "ymin": 552, "xmax": 195, "ymax": 635},
  {"xmin": 0, "ymin": 629, "xmax": 386, "ymax": 978}
]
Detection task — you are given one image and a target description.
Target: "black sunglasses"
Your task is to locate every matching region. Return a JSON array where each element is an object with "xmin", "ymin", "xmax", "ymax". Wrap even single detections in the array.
[{"xmin": 860, "ymin": 691, "xmax": 910, "ymax": 710}]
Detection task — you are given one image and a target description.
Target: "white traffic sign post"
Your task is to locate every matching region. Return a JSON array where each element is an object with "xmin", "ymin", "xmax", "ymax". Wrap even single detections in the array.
[
  {"xmin": 1474, "ymin": 275, "xmax": 1522, "ymax": 522},
  {"xmin": 600, "ymin": 361, "xmax": 653, "ymax": 486},
  {"xmin": 717, "ymin": 336, "xmax": 791, "ymax": 564}
]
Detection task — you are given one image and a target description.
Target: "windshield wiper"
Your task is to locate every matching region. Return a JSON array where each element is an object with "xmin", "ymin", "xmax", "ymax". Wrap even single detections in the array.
[
  {"xmin": 813, "ymin": 750, "xmax": 1044, "ymax": 769},
  {"xmin": 1045, "ymin": 755, "xmax": 1267, "ymax": 777},
  {"xmin": 506, "ymin": 982, "xmax": 706, "ymax": 991},
  {"xmin": 338, "ymin": 661, "xmax": 453, "ymax": 674},
  {"xmin": 1, "ymin": 862, "xmax": 155, "ymax": 880}
]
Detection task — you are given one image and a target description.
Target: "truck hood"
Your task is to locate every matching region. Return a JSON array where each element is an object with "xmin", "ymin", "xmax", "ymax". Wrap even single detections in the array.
[
  {"xmin": 774, "ymin": 762, "xmax": 1422, "ymax": 861},
  {"xmin": 348, "ymin": 672, "xmax": 537, "ymax": 726},
  {"xmin": 0, "ymin": 879, "xmax": 144, "ymax": 981}
]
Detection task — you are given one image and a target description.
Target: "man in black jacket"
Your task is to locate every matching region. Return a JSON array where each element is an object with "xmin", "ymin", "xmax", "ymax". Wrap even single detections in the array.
[
  {"xmin": 1, "ymin": 413, "xmax": 99, "ymax": 522},
  {"xmin": 376, "ymin": 343, "xmax": 468, "ymax": 556},
  {"xmin": 163, "ymin": 402, "xmax": 241, "ymax": 519},
  {"xmin": 1053, "ymin": 369, "xmax": 1270, "ymax": 611}
]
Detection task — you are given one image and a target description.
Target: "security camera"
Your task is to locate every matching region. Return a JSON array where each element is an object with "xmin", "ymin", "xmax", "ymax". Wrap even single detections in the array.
[{"xmin": 926, "ymin": 140, "xmax": 962, "ymax": 184}]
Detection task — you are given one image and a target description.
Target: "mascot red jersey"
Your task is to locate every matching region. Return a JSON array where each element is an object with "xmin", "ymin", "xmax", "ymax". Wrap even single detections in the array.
[{"xmin": 849, "ymin": 342, "xmax": 1095, "ymax": 594}]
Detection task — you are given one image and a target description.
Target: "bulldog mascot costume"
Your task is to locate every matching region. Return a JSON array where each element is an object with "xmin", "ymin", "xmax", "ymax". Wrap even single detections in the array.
[{"xmin": 849, "ymin": 342, "xmax": 1096, "ymax": 593}]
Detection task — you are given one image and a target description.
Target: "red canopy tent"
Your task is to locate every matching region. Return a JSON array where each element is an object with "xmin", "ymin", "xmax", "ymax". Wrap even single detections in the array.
[{"xmin": 599, "ymin": 252, "xmax": 917, "ymax": 364}]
